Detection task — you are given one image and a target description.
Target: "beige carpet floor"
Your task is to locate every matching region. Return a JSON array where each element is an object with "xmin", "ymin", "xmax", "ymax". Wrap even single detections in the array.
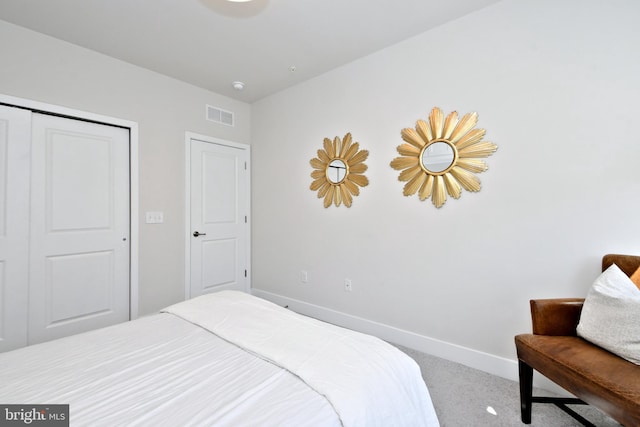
[{"xmin": 398, "ymin": 345, "xmax": 621, "ymax": 427}]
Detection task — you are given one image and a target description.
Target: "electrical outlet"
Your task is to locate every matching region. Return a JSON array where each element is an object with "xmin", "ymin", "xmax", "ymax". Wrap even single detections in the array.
[
  {"xmin": 300, "ymin": 270, "xmax": 309, "ymax": 284},
  {"xmin": 344, "ymin": 278, "xmax": 352, "ymax": 292}
]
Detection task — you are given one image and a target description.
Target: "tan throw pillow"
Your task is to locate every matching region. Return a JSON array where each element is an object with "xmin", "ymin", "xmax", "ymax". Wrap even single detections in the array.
[
  {"xmin": 630, "ymin": 265, "xmax": 640, "ymax": 290},
  {"xmin": 576, "ymin": 264, "xmax": 640, "ymax": 365}
]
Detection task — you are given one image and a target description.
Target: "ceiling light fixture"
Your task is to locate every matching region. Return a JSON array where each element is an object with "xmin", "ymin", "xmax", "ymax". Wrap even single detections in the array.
[
  {"xmin": 226, "ymin": 0, "xmax": 254, "ymax": 2},
  {"xmin": 232, "ymin": 81, "xmax": 245, "ymax": 91}
]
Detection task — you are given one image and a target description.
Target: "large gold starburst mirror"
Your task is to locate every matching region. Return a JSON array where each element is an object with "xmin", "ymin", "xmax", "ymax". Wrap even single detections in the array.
[
  {"xmin": 310, "ymin": 133, "xmax": 369, "ymax": 208},
  {"xmin": 390, "ymin": 107, "xmax": 497, "ymax": 208}
]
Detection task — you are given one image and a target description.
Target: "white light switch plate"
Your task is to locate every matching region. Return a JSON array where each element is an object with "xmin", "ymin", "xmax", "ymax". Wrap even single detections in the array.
[{"xmin": 145, "ymin": 211, "xmax": 164, "ymax": 224}]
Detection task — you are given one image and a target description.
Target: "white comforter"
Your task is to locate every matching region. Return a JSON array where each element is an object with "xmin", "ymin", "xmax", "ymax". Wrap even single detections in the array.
[
  {"xmin": 0, "ymin": 312, "xmax": 341, "ymax": 426},
  {"xmin": 163, "ymin": 291, "xmax": 439, "ymax": 427},
  {"xmin": 0, "ymin": 291, "xmax": 439, "ymax": 427}
]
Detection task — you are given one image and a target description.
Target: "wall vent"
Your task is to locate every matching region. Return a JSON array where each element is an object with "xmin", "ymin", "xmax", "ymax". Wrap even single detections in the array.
[{"xmin": 206, "ymin": 105, "xmax": 234, "ymax": 127}]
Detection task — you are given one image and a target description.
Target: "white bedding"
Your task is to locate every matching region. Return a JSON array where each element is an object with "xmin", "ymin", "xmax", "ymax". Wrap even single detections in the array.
[
  {"xmin": 0, "ymin": 313, "xmax": 340, "ymax": 426},
  {"xmin": 164, "ymin": 291, "xmax": 439, "ymax": 427},
  {"xmin": 0, "ymin": 291, "xmax": 439, "ymax": 427}
]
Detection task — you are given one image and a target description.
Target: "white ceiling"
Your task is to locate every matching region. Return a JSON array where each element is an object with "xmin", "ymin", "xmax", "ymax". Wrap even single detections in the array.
[{"xmin": 0, "ymin": 0, "xmax": 500, "ymax": 103}]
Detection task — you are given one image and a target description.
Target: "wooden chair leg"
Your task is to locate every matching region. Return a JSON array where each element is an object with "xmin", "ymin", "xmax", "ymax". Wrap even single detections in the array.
[{"xmin": 519, "ymin": 359, "xmax": 533, "ymax": 424}]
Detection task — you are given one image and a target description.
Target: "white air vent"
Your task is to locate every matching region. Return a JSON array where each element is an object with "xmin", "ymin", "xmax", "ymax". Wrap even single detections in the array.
[{"xmin": 206, "ymin": 105, "xmax": 234, "ymax": 127}]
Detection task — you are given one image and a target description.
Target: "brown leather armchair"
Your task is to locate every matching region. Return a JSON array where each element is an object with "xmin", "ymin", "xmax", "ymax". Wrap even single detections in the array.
[{"xmin": 514, "ymin": 254, "xmax": 640, "ymax": 426}]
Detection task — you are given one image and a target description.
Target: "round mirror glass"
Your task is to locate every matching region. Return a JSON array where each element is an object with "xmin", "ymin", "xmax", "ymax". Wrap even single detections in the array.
[
  {"xmin": 327, "ymin": 159, "xmax": 347, "ymax": 184},
  {"xmin": 421, "ymin": 142, "xmax": 455, "ymax": 173}
]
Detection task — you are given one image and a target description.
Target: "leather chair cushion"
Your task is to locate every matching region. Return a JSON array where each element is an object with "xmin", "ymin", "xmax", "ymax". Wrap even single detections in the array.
[{"xmin": 515, "ymin": 333, "xmax": 640, "ymax": 425}]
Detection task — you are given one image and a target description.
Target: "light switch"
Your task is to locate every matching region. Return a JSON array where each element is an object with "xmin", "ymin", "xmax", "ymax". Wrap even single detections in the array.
[{"xmin": 145, "ymin": 211, "xmax": 164, "ymax": 224}]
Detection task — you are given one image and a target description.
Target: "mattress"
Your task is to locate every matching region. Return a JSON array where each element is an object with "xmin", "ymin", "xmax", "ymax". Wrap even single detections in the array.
[{"xmin": 0, "ymin": 291, "xmax": 439, "ymax": 427}]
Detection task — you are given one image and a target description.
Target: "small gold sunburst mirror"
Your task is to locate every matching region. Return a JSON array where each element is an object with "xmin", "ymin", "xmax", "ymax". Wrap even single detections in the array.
[
  {"xmin": 390, "ymin": 107, "xmax": 498, "ymax": 208},
  {"xmin": 310, "ymin": 133, "xmax": 369, "ymax": 208}
]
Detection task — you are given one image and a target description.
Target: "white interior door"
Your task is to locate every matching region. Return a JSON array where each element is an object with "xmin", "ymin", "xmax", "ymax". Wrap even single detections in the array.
[
  {"xmin": 28, "ymin": 113, "xmax": 130, "ymax": 344},
  {"xmin": 0, "ymin": 106, "xmax": 31, "ymax": 352},
  {"xmin": 189, "ymin": 137, "xmax": 249, "ymax": 298}
]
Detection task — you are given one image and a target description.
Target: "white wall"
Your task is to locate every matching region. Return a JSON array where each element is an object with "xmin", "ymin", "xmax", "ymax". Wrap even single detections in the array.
[
  {"xmin": 251, "ymin": 0, "xmax": 640, "ymax": 377},
  {"xmin": 0, "ymin": 20, "xmax": 251, "ymax": 315}
]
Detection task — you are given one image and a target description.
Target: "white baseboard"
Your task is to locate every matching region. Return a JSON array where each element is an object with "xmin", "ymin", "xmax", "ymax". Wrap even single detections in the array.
[{"xmin": 251, "ymin": 288, "xmax": 568, "ymax": 396}]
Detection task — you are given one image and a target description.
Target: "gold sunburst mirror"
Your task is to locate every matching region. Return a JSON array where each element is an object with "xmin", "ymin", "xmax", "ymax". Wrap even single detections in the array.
[
  {"xmin": 310, "ymin": 133, "xmax": 369, "ymax": 208},
  {"xmin": 390, "ymin": 107, "xmax": 498, "ymax": 208}
]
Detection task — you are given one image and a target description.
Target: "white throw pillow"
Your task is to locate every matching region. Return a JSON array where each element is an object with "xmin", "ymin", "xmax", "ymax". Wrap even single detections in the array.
[{"xmin": 576, "ymin": 264, "xmax": 640, "ymax": 365}]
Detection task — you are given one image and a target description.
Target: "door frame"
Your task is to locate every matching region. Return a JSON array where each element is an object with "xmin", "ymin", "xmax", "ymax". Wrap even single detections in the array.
[
  {"xmin": 184, "ymin": 131, "xmax": 251, "ymax": 299},
  {"xmin": 0, "ymin": 93, "xmax": 140, "ymax": 320}
]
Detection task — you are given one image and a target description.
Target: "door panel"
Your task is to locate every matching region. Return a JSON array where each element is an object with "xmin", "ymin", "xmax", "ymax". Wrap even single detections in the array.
[
  {"xmin": 47, "ymin": 250, "xmax": 114, "ymax": 325},
  {"xmin": 29, "ymin": 114, "xmax": 130, "ymax": 344},
  {"xmin": 201, "ymin": 239, "xmax": 237, "ymax": 291},
  {"xmin": 0, "ymin": 106, "xmax": 31, "ymax": 352},
  {"xmin": 203, "ymin": 152, "xmax": 238, "ymax": 223},
  {"xmin": 190, "ymin": 139, "xmax": 249, "ymax": 297},
  {"xmin": 48, "ymin": 131, "xmax": 112, "ymax": 231}
]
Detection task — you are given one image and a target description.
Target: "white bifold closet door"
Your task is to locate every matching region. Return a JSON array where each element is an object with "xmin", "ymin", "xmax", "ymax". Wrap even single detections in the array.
[
  {"xmin": 0, "ymin": 105, "xmax": 130, "ymax": 352},
  {"xmin": 0, "ymin": 106, "xmax": 31, "ymax": 351}
]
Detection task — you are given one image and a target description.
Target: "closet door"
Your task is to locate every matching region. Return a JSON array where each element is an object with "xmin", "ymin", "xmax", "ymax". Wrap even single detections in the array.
[
  {"xmin": 28, "ymin": 114, "xmax": 130, "ymax": 344},
  {"xmin": 0, "ymin": 106, "xmax": 31, "ymax": 352}
]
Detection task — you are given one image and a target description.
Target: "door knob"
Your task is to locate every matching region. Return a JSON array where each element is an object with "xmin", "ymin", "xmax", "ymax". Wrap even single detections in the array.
[{"xmin": 193, "ymin": 231, "xmax": 207, "ymax": 237}]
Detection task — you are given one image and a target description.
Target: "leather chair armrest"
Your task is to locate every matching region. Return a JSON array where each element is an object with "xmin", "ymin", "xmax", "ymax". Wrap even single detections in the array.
[{"xmin": 530, "ymin": 298, "xmax": 585, "ymax": 336}]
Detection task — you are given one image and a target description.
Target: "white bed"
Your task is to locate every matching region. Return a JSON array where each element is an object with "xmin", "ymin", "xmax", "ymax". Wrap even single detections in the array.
[{"xmin": 0, "ymin": 291, "xmax": 439, "ymax": 426}]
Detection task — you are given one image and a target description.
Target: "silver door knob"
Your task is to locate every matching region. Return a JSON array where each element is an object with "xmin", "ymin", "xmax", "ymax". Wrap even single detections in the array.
[{"xmin": 193, "ymin": 231, "xmax": 207, "ymax": 237}]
